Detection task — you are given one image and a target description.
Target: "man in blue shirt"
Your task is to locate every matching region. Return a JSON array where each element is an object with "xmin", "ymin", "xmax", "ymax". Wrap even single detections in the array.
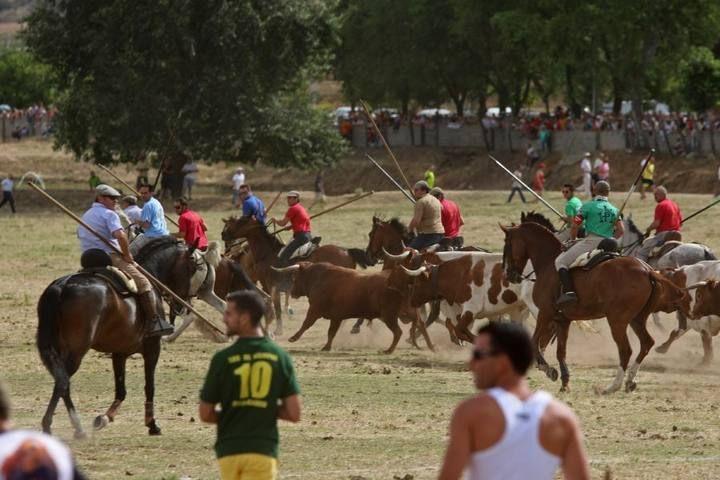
[
  {"xmin": 131, "ymin": 183, "xmax": 170, "ymax": 254},
  {"xmin": 79, "ymin": 184, "xmax": 173, "ymax": 336},
  {"xmin": 239, "ymin": 184, "xmax": 266, "ymax": 225}
]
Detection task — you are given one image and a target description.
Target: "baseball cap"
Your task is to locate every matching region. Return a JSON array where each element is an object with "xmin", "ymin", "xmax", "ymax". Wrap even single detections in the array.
[
  {"xmin": 413, "ymin": 180, "xmax": 430, "ymax": 191},
  {"xmin": 430, "ymin": 187, "xmax": 444, "ymax": 197},
  {"xmin": 286, "ymin": 190, "xmax": 300, "ymax": 198},
  {"xmin": 95, "ymin": 184, "xmax": 121, "ymax": 198}
]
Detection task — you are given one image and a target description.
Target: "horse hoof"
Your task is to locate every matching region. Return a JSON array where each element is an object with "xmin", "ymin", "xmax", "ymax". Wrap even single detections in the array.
[
  {"xmin": 625, "ymin": 381, "xmax": 637, "ymax": 393},
  {"xmin": 655, "ymin": 344, "xmax": 670, "ymax": 354},
  {"xmin": 93, "ymin": 415, "xmax": 109, "ymax": 431},
  {"xmin": 559, "ymin": 385, "xmax": 570, "ymax": 393},
  {"xmin": 547, "ymin": 368, "xmax": 559, "ymax": 382},
  {"xmin": 350, "ymin": 327, "xmax": 360, "ymax": 335},
  {"xmin": 74, "ymin": 430, "xmax": 88, "ymax": 440},
  {"xmin": 147, "ymin": 422, "xmax": 162, "ymax": 436},
  {"xmin": 320, "ymin": 346, "xmax": 331, "ymax": 352},
  {"xmin": 288, "ymin": 335, "xmax": 299, "ymax": 343}
]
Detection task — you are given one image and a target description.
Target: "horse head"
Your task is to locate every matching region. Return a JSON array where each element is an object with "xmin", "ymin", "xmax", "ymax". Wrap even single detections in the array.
[
  {"xmin": 366, "ymin": 216, "xmax": 411, "ymax": 263},
  {"xmin": 520, "ymin": 210, "xmax": 557, "ymax": 233},
  {"xmin": 221, "ymin": 215, "xmax": 263, "ymax": 251},
  {"xmin": 500, "ymin": 224, "xmax": 529, "ymax": 284}
]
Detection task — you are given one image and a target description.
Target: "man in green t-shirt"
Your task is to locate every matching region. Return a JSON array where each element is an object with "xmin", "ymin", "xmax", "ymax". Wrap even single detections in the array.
[
  {"xmin": 556, "ymin": 184, "xmax": 583, "ymax": 242},
  {"xmin": 554, "ymin": 181, "xmax": 624, "ymax": 306},
  {"xmin": 199, "ymin": 291, "xmax": 302, "ymax": 480}
]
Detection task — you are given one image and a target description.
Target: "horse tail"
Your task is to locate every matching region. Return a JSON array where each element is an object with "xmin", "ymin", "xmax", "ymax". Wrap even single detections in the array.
[
  {"xmin": 704, "ymin": 248, "xmax": 717, "ymax": 261},
  {"xmin": 204, "ymin": 241, "xmax": 222, "ymax": 268},
  {"xmin": 347, "ymin": 248, "xmax": 373, "ymax": 269},
  {"xmin": 229, "ymin": 260, "xmax": 258, "ymax": 291},
  {"xmin": 36, "ymin": 281, "xmax": 67, "ymax": 384}
]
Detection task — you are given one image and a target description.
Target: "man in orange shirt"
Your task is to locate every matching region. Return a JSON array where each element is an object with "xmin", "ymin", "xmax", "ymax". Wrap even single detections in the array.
[{"xmin": 173, "ymin": 197, "xmax": 208, "ymax": 250}]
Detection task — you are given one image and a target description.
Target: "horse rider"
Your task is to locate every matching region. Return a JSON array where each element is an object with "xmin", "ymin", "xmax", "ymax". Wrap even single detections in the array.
[
  {"xmin": 556, "ymin": 184, "xmax": 583, "ymax": 242},
  {"xmin": 431, "ymin": 187, "xmax": 465, "ymax": 249},
  {"xmin": 173, "ymin": 196, "xmax": 208, "ymax": 250},
  {"xmin": 636, "ymin": 186, "xmax": 682, "ymax": 262},
  {"xmin": 78, "ymin": 185, "xmax": 173, "ymax": 336},
  {"xmin": 239, "ymin": 183, "xmax": 266, "ymax": 224},
  {"xmin": 271, "ymin": 191, "xmax": 312, "ymax": 265},
  {"xmin": 554, "ymin": 181, "xmax": 624, "ymax": 306},
  {"xmin": 131, "ymin": 183, "xmax": 169, "ymax": 254},
  {"xmin": 408, "ymin": 180, "xmax": 445, "ymax": 251}
]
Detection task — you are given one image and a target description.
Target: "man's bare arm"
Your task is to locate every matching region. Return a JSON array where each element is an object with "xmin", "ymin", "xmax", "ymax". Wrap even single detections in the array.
[
  {"xmin": 438, "ymin": 405, "xmax": 472, "ymax": 480},
  {"xmin": 277, "ymin": 394, "xmax": 302, "ymax": 423},
  {"xmin": 561, "ymin": 413, "xmax": 591, "ymax": 480}
]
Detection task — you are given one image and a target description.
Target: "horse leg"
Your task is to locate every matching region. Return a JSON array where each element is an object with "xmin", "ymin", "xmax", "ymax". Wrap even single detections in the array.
[
  {"xmin": 321, "ymin": 319, "xmax": 342, "ymax": 351},
  {"xmin": 445, "ymin": 318, "xmax": 461, "ymax": 346},
  {"xmin": 651, "ymin": 312, "xmax": 665, "ymax": 331},
  {"xmin": 288, "ymin": 308, "xmax": 321, "ymax": 343},
  {"xmin": 285, "ymin": 292, "xmax": 292, "ymax": 317},
  {"xmin": 163, "ymin": 313, "xmax": 195, "ymax": 343},
  {"xmin": 272, "ymin": 287, "xmax": 283, "ymax": 336},
  {"xmin": 602, "ymin": 319, "xmax": 633, "ymax": 395},
  {"xmin": 94, "ymin": 354, "xmax": 127, "ymax": 431},
  {"xmin": 60, "ymin": 355, "xmax": 85, "ymax": 439},
  {"xmin": 700, "ymin": 330, "xmax": 714, "ymax": 367},
  {"xmin": 555, "ymin": 317, "xmax": 571, "ymax": 392},
  {"xmin": 625, "ymin": 317, "xmax": 655, "ymax": 392},
  {"xmin": 655, "ymin": 326, "xmax": 687, "ymax": 354},
  {"xmin": 142, "ymin": 339, "xmax": 162, "ymax": 435},
  {"xmin": 533, "ymin": 312, "xmax": 558, "ymax": 382},
  {"xmin": 350, "ymin": 318, "xmax": 364, "ymax": 334},
  {"xmin": 415, "ymin": 308, "xmax": 435, "ymax": 352}
]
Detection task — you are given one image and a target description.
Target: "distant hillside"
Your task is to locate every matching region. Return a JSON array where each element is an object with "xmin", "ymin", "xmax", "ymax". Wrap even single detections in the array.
[{"xmin": 0, "ymin": 0, "xmax": 34, "ymax": 22}]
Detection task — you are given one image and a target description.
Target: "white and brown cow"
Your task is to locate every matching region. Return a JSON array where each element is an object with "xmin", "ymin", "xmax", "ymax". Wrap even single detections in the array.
[
  {"xmin": 397, "ymin": 251, "xmax": 534, "ymax": 342},
  {"xmin": 656, "ymin": 260, "xmax": 720, "ymax": 365}
]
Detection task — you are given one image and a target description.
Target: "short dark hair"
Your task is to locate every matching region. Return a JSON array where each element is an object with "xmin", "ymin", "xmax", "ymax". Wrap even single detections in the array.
[
  {"xmin": 0, "ymin": 382, "xmax": 10, "ymax": 421},
  {"xmin": 239, "ymin": 184, "xmax": 250, "ymax": 191},
  {"xmin": 226, "ymin": 290, "xmax": 265, "ymax": 326},
  {"xmin": 175, "ymin": 197, "xmax": 189, "ymax": 207},
  {"xmin": 476, "ymin": 321, "xmax": 534, "ymax": 375},
  {"xmin": 139, "ymin": 183, "xmax": 154, "ymax": 192},
  {"xmin": 563, "ymin": 184, "xmax": 575, "ymax": 192}
]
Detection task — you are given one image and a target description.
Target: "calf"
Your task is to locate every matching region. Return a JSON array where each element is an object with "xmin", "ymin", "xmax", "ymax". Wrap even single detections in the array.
[
  {"xmin": 656, "ymin": 261, "xmax": 720, "ymax": 365},
  {"xmin": 279, "ymin": 262, "xmax": 425, "ymax": 353}
]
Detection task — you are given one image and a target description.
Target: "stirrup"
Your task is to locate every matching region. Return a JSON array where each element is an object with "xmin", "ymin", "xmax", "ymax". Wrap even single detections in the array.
[
  {"xmin": 556, "ymin": 291, "xmax": 577, "ymax": 306},
  {"xmin": 147, "ymin": 318, "xmax": 174, "ymax": 337}
]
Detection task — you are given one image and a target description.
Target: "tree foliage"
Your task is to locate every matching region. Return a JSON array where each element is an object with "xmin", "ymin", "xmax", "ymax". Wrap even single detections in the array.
[
  {"xmin": 0, "ymin": 47, "xmax": 55, "ymax": 107},
  {"xmin": 23, "ymin": 0, "xmax": 346, "ymax": 169},
  {"xmin": 680, "ymin": 47, "xmax": 720, "ymax": 113}
]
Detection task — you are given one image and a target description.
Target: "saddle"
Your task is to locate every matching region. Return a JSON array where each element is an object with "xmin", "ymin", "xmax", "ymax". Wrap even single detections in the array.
[
  {"xmin": 438, "ymin": 236, "xmax": 464, "ymax": 251},
  {"xmin": 282, "ymin": 236, "xmax": 322, "ymax": 261},
  {"xmin": 78, "ymin": 248, "xmax": 137, "ymax": 297},
  {"xmin": 568, "ymin": 238, "xmax": 620, "ymax": 270},
  {"xmin": 650, "ymin": 240, "xmax": 683, "ymax": 260}
]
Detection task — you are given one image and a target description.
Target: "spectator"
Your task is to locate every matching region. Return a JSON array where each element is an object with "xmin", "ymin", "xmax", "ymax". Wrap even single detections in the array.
[
  {"xmin": 88, "ymin": 171, "xmax": 102, "ymax": 191},
  {"xmin": 135, "ymin": 166, "xmax": 149, "ymax": 191},
  {"xmin": 199, "ymin": 291, "xmax": 301, "ymax": 480},
  {"xmin": 640, "ymin": 156, "xmax": 655, "ymax": 200},
  {"xmin": 579, "ymin": 153, "xmax": 592, "ymax": 198},
  {"xmin": 0, "ymin": 174, "xmax": 16, "ymax": 214},
  {"xmin": 597, "ymin": 154, "xmax": 610, "ymax": 182},
  {"xmin": 182, "ymin": 161, "xmax": 199, "ymax": 200},
  {"xmin": 438, "ymin": 321, "xmax": 590, "ymax": 480},
  {"xmin": 507, "ymin": 167, "xmax": 527, "ymax": 204},
  {"xmin": 532, "ymin": 163, "xmax": 546, "ymax": 199},
  {"xmin": 539, "ymin": 125, "xmax": 552, "ymax": 153},
  {"xmin": 231, "ymin": 168, "xmax": 246, "ymax": 208},
  {"xmin": 424, "ymin": 165, "xmax": 436, "ymax": 189},
  {"xmin": 526, "ymin": 144, "xmax": 540, "ymax": 168},
  {"xmin": 309, "ymin": 171, "xmax": 327, "ymax": 211},
  {"xmin": 0, "ymin": 382, "xmax": 86, "ymax": 479}
]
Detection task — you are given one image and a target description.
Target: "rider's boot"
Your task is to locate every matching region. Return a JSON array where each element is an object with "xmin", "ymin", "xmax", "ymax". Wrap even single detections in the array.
[
  {"xmin": 138, "ymin": 290, "xmax": 174, "ymax": 336},
  {"xmin": 556, "ymin": 268, "xmax": 578, "ymax": 306}
]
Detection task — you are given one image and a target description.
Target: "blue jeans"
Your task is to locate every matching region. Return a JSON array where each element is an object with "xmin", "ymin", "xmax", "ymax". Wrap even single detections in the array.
[
  {"xmin": 409, "ymin": 233, "xmax": 444, "ymax": 251},
  {"xmin": 279, "ymin": 232, "xmax": 312, "ymax": 264}
]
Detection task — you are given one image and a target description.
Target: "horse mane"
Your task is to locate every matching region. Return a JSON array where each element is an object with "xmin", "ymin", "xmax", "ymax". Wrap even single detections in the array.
[
  {"xmin": 388, "ymin": 217, "xmax": 413, "ymax": 242},
  {"xmin": 625, "ymin": 217, "xmax": 643, "ymax": 237},
  {"xmin": 135, "ymin": 236, "xmax": 185, "ymax": 276},
  {"xmin": 521, "ymin": 211, "xmax": 556, "ymax": 233},
  {"xmin": 518, "ymin": 221, "xmax": 562, "ymax": 247}
]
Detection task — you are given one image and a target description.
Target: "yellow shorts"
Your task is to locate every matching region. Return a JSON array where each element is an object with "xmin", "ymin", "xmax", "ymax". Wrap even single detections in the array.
[{"xmin": 218, "ymin": 453, "xmax": 277, "ymax": 480}]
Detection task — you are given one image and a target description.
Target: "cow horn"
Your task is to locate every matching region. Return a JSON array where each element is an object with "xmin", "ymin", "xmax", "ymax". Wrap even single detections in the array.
[
  {"xmin": 271, "ymin": 265, "xmax": 301, "ymax": 273},
  {"xmin": 684, "ymin": 282, "xmax": 708, "ymax": 291},
  {"xmin": 401, "ymin": 265, "xmax": 427, "ymax": 277},
  {"xmin": 382, "ymin": 247, "xmax": 411, "ymax": 260}
]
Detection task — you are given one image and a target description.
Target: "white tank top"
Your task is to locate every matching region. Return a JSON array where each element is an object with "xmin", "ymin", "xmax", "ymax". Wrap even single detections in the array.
[{"xmin": 468, "ymin": 388, "xmax": 561, "ymax": 480}]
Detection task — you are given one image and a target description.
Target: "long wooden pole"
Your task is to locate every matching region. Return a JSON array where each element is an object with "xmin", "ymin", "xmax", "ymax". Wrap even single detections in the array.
[
  {"xmin": 681, "ymin": 196, "xmax": 720, "ymax": 225},
  {"xmin": 366, "ymin": 154, "xmax": 416, "ymax": 204},
  {"xmin": 95, "ymin": 163, "xmax": 180, "ymax": 227},
  {"xmin": 273, "ymin": 191, "xmax": 375, "ymax": 234},
  {"xmin": 264, "ymin": 191, "xmax": 283, "ymax": 216},
  {"xmin": 360, "ymin": 99, "xmax": 413, "ymax": 192},
  {"xmin": 27, "ymin": 182, "xmax": 225, "ymax": 335}
]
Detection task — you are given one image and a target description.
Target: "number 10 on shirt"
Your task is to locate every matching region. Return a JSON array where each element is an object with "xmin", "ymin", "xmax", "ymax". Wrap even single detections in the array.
[{"xmin": 233, "ymin": 361, "xmax": 273, "ymax": 408}]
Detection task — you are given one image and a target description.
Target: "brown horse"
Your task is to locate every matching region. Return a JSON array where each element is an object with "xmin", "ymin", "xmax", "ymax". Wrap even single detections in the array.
[
  {"xmin": 221, "ymin": 216, "xmax": 371, "ymax": 335},
  {"xmin": 501, "ymin": 222, "xmax": 686, "ymax": 394},
  {"xmin": 37, "ymin": 238, "xmax": 199, "ymax": 438}
]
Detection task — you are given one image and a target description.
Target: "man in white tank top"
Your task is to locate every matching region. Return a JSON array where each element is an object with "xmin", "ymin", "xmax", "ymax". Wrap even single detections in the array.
[{"xmin": 438, "ymin": 321, "xmax": 590, "ymax": 480}]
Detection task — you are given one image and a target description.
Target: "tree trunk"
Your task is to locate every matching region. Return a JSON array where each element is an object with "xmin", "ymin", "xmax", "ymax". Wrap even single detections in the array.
[{"xmin": 564, "ymin": 65, "xmax": 582, "ymax": 118}]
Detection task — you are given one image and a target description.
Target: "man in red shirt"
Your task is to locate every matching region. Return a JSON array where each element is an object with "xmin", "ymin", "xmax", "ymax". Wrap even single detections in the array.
[
  {"xmin": 431, "ymin": 187, "xmax": 465, "ymax": 248},
  {"xmin": 271, "ymin": 191, "xmax": 313, "ymax": 265},
  {"xmin": 637, "ymin": 186, "xmax": 682, "ymax": 261},
  {"xmin": 173, "ymin": 197, "xmax": 208, "ymax": 250}
]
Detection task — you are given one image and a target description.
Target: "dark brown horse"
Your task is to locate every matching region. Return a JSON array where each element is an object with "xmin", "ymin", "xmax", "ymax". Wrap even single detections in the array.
[
  {"xmin": 37, "ymin": 238, "xmax": 199, "ymax": 438},
  {"xmin": 221, "ymin": 216, "xmax": 370, "ymax": 335},
  {"xmin": 501, "ymin": 222, "xmax": 686, "ymax": 394}
]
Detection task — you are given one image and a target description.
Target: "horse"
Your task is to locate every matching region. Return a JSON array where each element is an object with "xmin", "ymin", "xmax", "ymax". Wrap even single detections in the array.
[
  {"xmin": 37, "ymin": 238, "xmax": 200, "ymax": 438},
  {"xmin": 221, "ymin": 215, "xmax": 371, "ymax": 335},
  {"xmin": 501, "ymin": 222, "xmax": 686, "ymax": 394}
]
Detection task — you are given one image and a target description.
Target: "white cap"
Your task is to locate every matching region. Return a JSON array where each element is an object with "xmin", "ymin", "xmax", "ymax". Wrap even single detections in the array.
[{"xmin": 95, "ymin": 184, "xmax": 121, "ymax": 198}]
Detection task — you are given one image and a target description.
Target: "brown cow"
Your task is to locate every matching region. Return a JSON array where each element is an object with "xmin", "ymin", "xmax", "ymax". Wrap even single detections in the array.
[{"xmin": 278, "ymin": 262, "xmax": 432, "ymax": 353}]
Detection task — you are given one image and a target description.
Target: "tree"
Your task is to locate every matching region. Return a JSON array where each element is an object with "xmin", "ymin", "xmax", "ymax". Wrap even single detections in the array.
[
  {"xmin": 23, "ymin": 0, "xmax": 346, "ymax": 169},
  {"xmin": 0, "ymin": 47, "xmax": 56, "ymax": 107},
  {"xmin": 680, "ymin": 47, "xmax": 720, "ymax": 113}
]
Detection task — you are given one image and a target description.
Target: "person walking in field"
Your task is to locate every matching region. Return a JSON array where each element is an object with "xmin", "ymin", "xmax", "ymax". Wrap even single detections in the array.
[
  {"xmin": 232, "ymin": 168, "xmax": 246, "ymax": 208},
  {"xmin": 199, "ymin": 290, "xmax": 302, "ymax": 480},
  {"xmin": 437, "ymin": 321, "xmax": 590, "ymax": 480},
  {"xmin": 88, "ymin": 171, "xmax": 102, "ymax": 191},
  {"xmin": 507, "ymin": 167, "xmax": 527, "ymax": 203},
  {"xmin": 0, "ymin": 174, "xmax": 16, "ymax": 214},
  {"xmin": 639, "ymin": 156, "xmax": 655, "ymax": 200},
  {"xmin": 309, "ymin": 171, "xmax": 326, "ymax": 211}
]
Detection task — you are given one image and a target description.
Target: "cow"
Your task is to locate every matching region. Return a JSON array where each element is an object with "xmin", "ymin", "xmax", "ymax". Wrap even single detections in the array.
[
  {"xmin": 274, "ymin": 262, "xmax": 432, "ymax": 353},
  {"xmin": 398, "ymin": 251, "xmax": 532, "ymax": 343},
  {"xmin": 655, "ymin": 260, "xmax": 720, "ymax": 365}
]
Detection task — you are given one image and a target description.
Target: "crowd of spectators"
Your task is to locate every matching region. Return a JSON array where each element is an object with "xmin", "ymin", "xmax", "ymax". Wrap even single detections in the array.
[{"xmin": 1, "ymin": 104, "xmax": 57, "ymax": 140}]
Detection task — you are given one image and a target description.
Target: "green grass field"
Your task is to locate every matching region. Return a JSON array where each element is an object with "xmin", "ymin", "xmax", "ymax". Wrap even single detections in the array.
[{"xmin": 2, "ymin": 157, "xmax": 720, "ymax": 479}]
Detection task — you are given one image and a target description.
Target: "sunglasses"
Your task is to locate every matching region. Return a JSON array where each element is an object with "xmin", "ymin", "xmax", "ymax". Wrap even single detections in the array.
[{"xmin": 472, "ymin": 349, "xmax": 497, "ymax": 361}]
